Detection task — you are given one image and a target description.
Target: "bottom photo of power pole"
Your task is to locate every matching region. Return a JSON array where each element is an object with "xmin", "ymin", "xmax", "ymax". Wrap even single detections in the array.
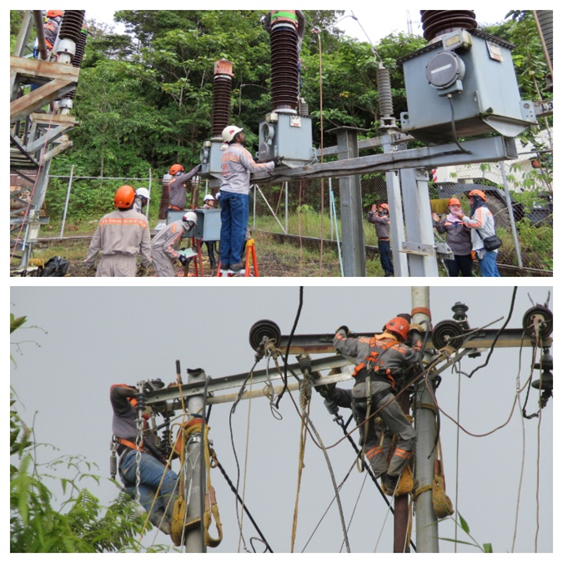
[{"xmin": 10, "ymin": 285, "xmax": 553, "ymax": 554}]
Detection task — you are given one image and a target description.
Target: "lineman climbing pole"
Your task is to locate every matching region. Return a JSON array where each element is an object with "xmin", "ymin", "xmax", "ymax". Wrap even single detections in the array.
[{"xmin": 141, "ymin": 292, "xmax": 553, "ymax": 553}]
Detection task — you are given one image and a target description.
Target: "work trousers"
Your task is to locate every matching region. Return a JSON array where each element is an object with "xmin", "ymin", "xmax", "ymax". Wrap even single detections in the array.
[
  {"xmin": 219, "ymin": 191, "xmax": 249, "ymax": 267},
  {"xmin": 120, "ymin": 450, "xmax": 179, "ymax": 525},
  {"xmin": 151, "ymin": 247, "xmax": 176, "ymax": 277},
  {"xmin": 96, "ymin": 255, "xmax": 137, "ymax": 277},
  {"xmin": 352, "ymin": 380, "xmax": 416, "ymax": 478},
  {"xmin": 378, "ymin": 239, "xmax": 394, "ymax": 276},
  {"xmin": 479, "ymin": 250, "xmax": 501, "ymax": 277},
  {"xmin": 445, "ymin": 254, "xmax": 473, "ymax": 277}
]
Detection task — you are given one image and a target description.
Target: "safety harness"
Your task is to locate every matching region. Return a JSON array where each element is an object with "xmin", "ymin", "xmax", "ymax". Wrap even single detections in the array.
[{"xmin": 352, "ymin": 337, "xmax": 402, "ymax": 390}]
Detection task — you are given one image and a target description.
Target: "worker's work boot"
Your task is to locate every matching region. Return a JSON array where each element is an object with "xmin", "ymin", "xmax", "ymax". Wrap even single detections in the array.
[
  {"xmin": 381, "ymin": 473, "xmax": 399, "ymax": 496},
  {"xmin": 229, "ymin": 262, "xmax": 244, "ymax": 272},
  {"xmin": 153, "ymin": 509, "xmax": 172, "ymax": 535}
]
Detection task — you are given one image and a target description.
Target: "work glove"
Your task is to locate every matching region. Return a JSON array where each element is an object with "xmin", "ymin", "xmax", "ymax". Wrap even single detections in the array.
[
  {"xmin": 335, "ymin": 325, "xmax": 351, "ymax": 337},
  {"xmin": 324, "ymin": 399, "xmax": 339, "ymax": 416},
  {"xmin": 273, "ymin": 156, "xmax": 284, "ymax": 167},
  {"xmin": 178, "ymin": 255, "xmax": 189, "ymax": 266},
  {"xmin": 408, "ymin": 322, "xmax": 425, "ymax": 334},
  {"xmin": 315, "ymin": 381, "xmax": 337, "ymax": 400}
]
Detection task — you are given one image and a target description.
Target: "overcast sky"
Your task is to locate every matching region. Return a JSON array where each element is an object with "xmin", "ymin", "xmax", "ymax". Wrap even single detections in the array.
[
  {"xmin": 85, "ymin": 4, "xmax": 521, "ymax": 42},
  {"xmin": 10, "ymin": 285, "xmax": 553, "ymax": 553}
]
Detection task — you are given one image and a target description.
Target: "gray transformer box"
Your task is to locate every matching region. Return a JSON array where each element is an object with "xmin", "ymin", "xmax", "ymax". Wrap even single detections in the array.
[
  {"xmin": 258, "ymin": 112, "xmax": 316, "ymax": 167},
  {"xmin": 199, "ymin": 138, "xmax": 224, "ymax": 189},
  {"xmin": 166, "ymin": 208, "xmax": 221, "ymax": 241},
  {"xmin": 399, "ymin": 29, "xmax": 537, "ymax": 144}
]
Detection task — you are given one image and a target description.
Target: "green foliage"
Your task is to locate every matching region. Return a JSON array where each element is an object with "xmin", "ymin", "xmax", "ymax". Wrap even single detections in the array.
[
  {"xmin": 439, "ymin": 513, "xmax": 494, "ymax": 553},
  {"xmin": 10, "ymin": 318, "xmax": 160, "ymax": 553}
]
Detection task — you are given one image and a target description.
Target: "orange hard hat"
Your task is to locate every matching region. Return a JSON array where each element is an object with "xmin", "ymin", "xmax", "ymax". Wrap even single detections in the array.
[
  {"xmin": 170, "ymin": 164, "xmax": 185, "ymax": 175},
  {"xmin": 114, "ymin": 185, "xmax": 136, "ymax": 209},
  {"xmin": 384, "ymin": 317, "xmax": 410, "ymax": 342},
  {"xmin": 448, "ymin": 197, "xmax": 461, "ymax": 206},
  {"xmin": 467, "ymin": 189, "xmax": 487, "ymax": 201},
  {"xmin": 47, "ymin": 10, "xmax": 63, "ymax": 18},
  {"xmin": 379, "ymin": 203, "xmax": 390, "ymax": 212}
]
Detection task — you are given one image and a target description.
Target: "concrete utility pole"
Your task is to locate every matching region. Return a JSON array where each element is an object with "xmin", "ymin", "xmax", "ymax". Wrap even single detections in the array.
[
  {"xmin": 184, "ymin": 368, "xmax": 207, "ymax": 553},
  {"xmin": 411, "ymin": 287, "xmax": 439, "ymax": 552}
]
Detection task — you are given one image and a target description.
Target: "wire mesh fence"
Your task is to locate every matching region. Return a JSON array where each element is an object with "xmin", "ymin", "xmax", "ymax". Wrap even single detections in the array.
[
  {"xmin": 252, "ymin": 157, "xmax": 553, "ymax": 276},
  {"xmin": 10, "ymin": 154, "xmax": 552, "ymax": 276}
]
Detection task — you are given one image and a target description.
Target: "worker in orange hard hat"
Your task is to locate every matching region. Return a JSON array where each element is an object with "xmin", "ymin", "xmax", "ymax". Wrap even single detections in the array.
[
  {"xmin": 367, "ymin": 202, "xmax": 394, "ymax": 277},
  {"xmin": 44, "ymin": 10, "xmax": 63, "ymax": 51},
  {"xmin": 318, "ymin": 317, "xmax": 424, "ymax": 496},
  {"xmin": 84, "ymin": 185, "xmax": 151, "ymax": 277},
  {"xmin": 432, "ymin": 196, "xmax": 473, "ymax": 277},
  {"xmin": 450, "ymin": 189, "xmax": 501, "ymax": 277},
  {"xmin": 167, "ymin": 163, "xmax": 202, "ymax": 215}
]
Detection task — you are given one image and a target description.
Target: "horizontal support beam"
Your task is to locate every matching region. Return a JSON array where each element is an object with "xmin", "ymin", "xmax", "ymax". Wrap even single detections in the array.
[
  {"xmin": 10, "ymin": 55, "xmax": 80, "ymax": 82},
  {"xmin": 316, "ymin": 132, "xmax": 415, "ymax": 157},
  {"xmin": 277, "ymin": 328, "xmax": 548, "ymax": 355},
  {"xmin": 11, "ymin": 79, "xmax": 77, "ymax": 123},
  {"xmin": 250, "ymin": 136, "xmax": 517, "ymax": 184}
]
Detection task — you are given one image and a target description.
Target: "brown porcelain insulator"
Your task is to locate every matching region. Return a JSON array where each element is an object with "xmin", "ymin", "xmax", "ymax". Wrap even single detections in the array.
[
  {"xmin": 270, "ymin": 24, "xmax": 299, "ymax": 111},
  {"xmin": 420, "ymin": 10, "xmax": 477, "ymax": 42},
  {"xmin": 211, "ymin": 74, "xmax": 233, "ymax": 137},
  {"xmin": 59, "ymin": 10, "xmax": 85, "ymax": 43}
]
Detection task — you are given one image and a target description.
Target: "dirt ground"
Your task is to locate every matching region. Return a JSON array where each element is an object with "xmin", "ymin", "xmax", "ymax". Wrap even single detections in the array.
[{"xmin": 13, "ymin": 232, "xmax": 346, "ymax": 278}]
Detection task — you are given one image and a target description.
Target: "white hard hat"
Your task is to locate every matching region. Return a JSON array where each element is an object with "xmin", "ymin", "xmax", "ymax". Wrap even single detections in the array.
[
  {"xmin": 222, "ymin": 125, "xmax": 243, "ymax": 143},
  {"xmin": 204, "ymin": 194, "xmax": 215, "ymax": 201},
  {"xmin": 182, "ymin": 211, "xmax": 198, "ymax": 225},
  {"xmin": 136, "ymin": 187, "xmax": 150, "ymax": 200}
]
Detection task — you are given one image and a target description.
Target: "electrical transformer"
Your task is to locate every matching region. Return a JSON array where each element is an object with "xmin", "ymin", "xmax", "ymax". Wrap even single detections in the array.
[
  {"xmin": 399, "ymin": 28, "xmax": 537, "ymax": 144},
  {"xmin": 258, "ymin": 110, "xmax": 315, "ymax": 166}
]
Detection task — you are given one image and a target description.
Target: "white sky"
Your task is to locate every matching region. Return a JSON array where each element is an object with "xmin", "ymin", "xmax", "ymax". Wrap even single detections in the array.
[
  {"xmin": 84, "ymin": 4, "xmax": 521, "ymax": 43},
  {"xmin": 10, "ymin": 285, "xmax": 554, "ymax": 554}
]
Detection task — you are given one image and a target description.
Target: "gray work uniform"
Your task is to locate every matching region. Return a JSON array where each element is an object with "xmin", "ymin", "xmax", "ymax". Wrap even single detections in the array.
[
  {"xmin": 332, "ymin": 329, "xmax": 421, "ymax": 478},
  {"xmin": 84, "ymin": 208, "xmax": 151, "ymax": 277},
  {"xmin": 168, "ymin": 165, "xmax": 201, "ymax": 210},
  {"xmin": 151, "ymin": 219, "xmax": 191, "ymax": 277},
  {"xmin": 220, "ymin": 144, "xmax": 275, "ymax": 195},
  {"xmin": 367, "ymin": 211, "xmax": 391, "ymax": 240}
]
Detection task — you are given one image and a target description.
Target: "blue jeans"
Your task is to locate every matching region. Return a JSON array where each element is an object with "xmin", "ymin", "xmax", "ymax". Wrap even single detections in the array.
[
  {"xmin": 378, "ymin": 239, "xmax": 394, "ymax": 276},
  {"xmin": 119, "ymin": 451, "xmax": 178, "ymax": 524},
  {"xmin": 220, "ymin": 191, "xmax": 249, "ymax": 267},
  {"xmin": 479, "ymin": 250, "xmax": 501, "ymax": 277}
]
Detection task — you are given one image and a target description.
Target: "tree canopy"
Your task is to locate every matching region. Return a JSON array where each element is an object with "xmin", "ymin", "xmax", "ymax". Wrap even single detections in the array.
[{"xmin": 10, "ymin": 10, "xmax": 552, "ymax": 179}]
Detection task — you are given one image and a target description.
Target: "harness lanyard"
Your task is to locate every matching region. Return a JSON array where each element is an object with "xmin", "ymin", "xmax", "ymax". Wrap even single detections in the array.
[{"xmin": 360, "ymin": 377, "xmax": 373, "ymax": 472}]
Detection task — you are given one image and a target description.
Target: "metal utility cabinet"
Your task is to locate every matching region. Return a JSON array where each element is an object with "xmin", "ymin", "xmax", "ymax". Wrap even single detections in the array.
[{"xmin": 400, "ymin": 29, "xmax": 537, "ymax": 144}]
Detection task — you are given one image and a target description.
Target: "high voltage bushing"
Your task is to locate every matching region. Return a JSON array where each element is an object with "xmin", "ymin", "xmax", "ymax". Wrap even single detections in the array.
[
  {"xmin": 211, "ymin": 59, "xmax": 234, "ymax": 138},
  {"xmin": 65, "ymin": 23, "xmax": 88, "ymax": 101},
  {"xmin": 269, "ymin": 11, "xmax": 299, "ymax": 111},
  {"xmin": 420, "ymin": 10, "xmax": 477, "ymax": 42},
  {"xmin": 59, "ymin": 10, "xmax": 85, "ymax": 44},
  {"xmin": 376, "ymin": 66, "xmax": 394, "ymax": 118}
]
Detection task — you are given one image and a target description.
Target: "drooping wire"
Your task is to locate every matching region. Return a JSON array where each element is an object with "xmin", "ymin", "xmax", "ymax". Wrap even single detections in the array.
[
  {"xmin": 447, "ymin": 94, "xmax": 472, "ymax": 154},
  {"xmin": 228, "ymin": 360, "xmax": 259, "ymax": 552},
  {"xmin": 466, "ymin": 286, "xmax": 518, "ymax": 378},
  {"xmin": 275, "ymin": 286, "xmax": 304, "ymax": 408}
]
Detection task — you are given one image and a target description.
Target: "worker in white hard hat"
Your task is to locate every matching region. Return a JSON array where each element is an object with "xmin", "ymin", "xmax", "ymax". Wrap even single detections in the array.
[
  {"xmin": 219, "ymin": 125, "xmax": 283, "ymax": 272},
  {"xmin": 133, "ymin": 187, "xmax": 151, "ymax": 214},
  {"xmin": 150, "ymin": 211, "xmax": 198, "ymax": 277}
]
